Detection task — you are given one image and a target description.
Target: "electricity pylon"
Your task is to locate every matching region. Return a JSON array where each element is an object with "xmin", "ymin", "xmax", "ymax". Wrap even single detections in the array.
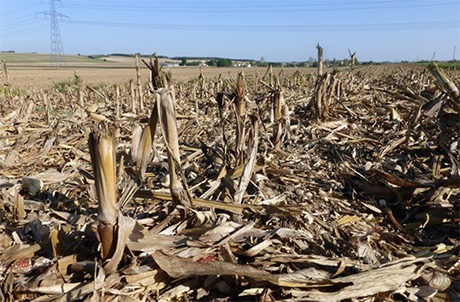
[{"xmin": 38, "ymin": 0, "xmax": 69, "ymax": 69}]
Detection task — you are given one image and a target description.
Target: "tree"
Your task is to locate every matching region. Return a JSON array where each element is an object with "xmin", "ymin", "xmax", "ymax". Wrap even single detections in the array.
[
  {"xmin": 216, "ymin": 58, "xmax": 232, "ymax": 67},
  {"xmin": 206, "ymin": 59, "xmax": 217, "ymax": 67},
  {"xmin": 181, "ymin": 58, "xmax": 187, "ymax": 66},
  {"xmin": 258, "ymin": 56, "xmax": 268, "ymax": 67}
]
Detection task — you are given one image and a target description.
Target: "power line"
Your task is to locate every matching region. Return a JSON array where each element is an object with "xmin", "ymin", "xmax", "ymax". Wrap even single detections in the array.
[
  {"xmin": 0, "ymin": 3, "xmax": 41, "ymax": 17},
  {"xmin": 61, "ymin": 1, "xmax": 458, "ymax": 13},
  {"xmin": 2, "ymin": 15, "xmax": 457, "ymax": 39},
  {"xmin": 1, "ymin": 18, "xmax": 46, "ymax": 30},
  {"xmin": 3, "ymin": 17, "xmax": 457, "ymax": 36},
  {"xmin": 60, "ymin": 0, "xmax": 448, "ymax": 9},
  {"xmin": 1, "ymin": 15, "xmax": 35, "ymax": 25},
  {"xmin": 1, "ymin": 25, "xmax": 49, "ymax": 39},
  {"xmin": 68, "ymin": 19, "xmax": 459, "ymax": 32}
]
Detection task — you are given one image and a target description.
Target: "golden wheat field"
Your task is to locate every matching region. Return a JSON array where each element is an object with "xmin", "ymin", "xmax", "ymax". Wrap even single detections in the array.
[{"xmin": 0, "ymin": 57, "xmax": 459, "ymax": 301}]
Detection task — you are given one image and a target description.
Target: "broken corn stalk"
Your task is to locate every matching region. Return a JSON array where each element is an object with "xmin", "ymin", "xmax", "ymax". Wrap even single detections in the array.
[
  {"xmin": 428, "ymin": 62, "xmax": 460, "ymax": 112},
  {"xmin": 234, "ymin": 72, "xmax": 246, "ymax": 166},
  {"xmin": 157, "ymin": 88, "xmax": 193, "ymax": 209},
  {"xmin": 88, "ymin": 130, "xmax": 118, "ymax": 260}
]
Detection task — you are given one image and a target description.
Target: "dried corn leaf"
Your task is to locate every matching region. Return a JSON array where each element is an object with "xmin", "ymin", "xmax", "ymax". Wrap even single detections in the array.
[
  {"xmin": 152, "ymin": 250, "xmax": 331, "ymax": 287},
  {"xmin": 303, "ymin": 258, "xmax": 429, "ymax": 302}
]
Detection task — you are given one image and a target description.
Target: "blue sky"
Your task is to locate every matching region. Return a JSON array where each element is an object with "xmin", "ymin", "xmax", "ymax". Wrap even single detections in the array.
[{"xmin": 0, "ymin": 0, "xmax": 459, "ymax": 62}]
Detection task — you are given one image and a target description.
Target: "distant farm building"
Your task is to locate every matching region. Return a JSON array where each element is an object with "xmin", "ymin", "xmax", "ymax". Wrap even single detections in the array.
[
  {"xmin": 233, "ymin": 62, "xmax": 252, "ymax": 68},
  {"xmin": 161, "ymin": 61, "xmax": 180, "ymax": 67}
]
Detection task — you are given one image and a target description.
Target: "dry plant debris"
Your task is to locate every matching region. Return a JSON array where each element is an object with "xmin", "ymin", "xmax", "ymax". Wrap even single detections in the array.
[{"xmin": 0, "ymin": 60, "xmax": 459, "ymax": 302}]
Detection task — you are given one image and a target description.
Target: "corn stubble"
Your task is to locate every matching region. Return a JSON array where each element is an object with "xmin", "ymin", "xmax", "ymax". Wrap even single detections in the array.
[
  {"xmin": 88, "ymin": 130, "xmax": 120, "ymax": 265},
  {"xmin": 89, "ymin": 128, "xmax": 137, "ymax": 274},
  {"xmin": 234, "ymin": 72, "xmax": 247, "ymax": 166},
  {"xmin": 134, "ymin": 53, "xmax": 192, "ymax": 210},
  {"xmin": 88, "ymin": 55, "xmax": 193, "ymax": 272},
  {"xmin": 156, "ymin": 88, "xmax": 193, "ymax": 209},
  {"xmin": 2, "ymin": 54, "xmax": 460, "ymax": 301}
]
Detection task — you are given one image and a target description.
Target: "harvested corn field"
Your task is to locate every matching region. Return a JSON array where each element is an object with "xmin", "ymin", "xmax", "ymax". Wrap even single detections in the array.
[{"xmin": 0, "ymin": 59, "xmax": 459, "ymax": 301}]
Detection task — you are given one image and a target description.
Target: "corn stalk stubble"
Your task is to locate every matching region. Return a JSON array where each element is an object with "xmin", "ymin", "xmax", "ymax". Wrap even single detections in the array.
[
  {"xmin": 234, "ymin": 72, "xmax": 247, "ymax": 166},
  {"xmin": 428, "ymin": 61, "xmax": 460, "ymax": 112},
  {"xmin": 135, "ymin": 53, "xmax": 144, "ymax": 112},
  {"xmin": 89, "ymin": 129, "xmax": 138, "ymax": 274},
  {"xmin": 88, "ymin": 131, "xmax": 119, "ymax": 261},
  {"xmin": 234, "ymin": 115, "xmax": 259, "ymax": 205},
  {"xmin": 157, "ymin": 88, "xmax": 193, "ymax": 210},
  {"xmin": 271, "ymin": 78, "xmax": 290, "ymax": 148},
  {"xmin": 141, "ymin": 53, "xmax": 191, "ymax": 211}
]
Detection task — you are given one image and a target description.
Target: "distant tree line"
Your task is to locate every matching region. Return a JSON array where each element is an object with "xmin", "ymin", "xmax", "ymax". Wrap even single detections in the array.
[
  {"xmin": 109, "ymin": 53, "xmax": 167, "ymax": 58},
  {"xmin": 179, "ymin": 57, "xmax": 233, "ymax": 67},
  {"xmin": 173, "ymin": 56, "xmax": 251, "ymax": 61},
  {"xmin": 206, "ymin": 58, "xmax": 233, "ymax": 67},
  {"xmin": 180, "ymin": 58, "xmax": 201, "ymax": 66},
  {"xmin": 87, "ymin": 53, "xmax": 167, "ymax": 59},
  {"xmin": 82, "ymin": 53, "xmax": 384, "ymax": 68}
]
